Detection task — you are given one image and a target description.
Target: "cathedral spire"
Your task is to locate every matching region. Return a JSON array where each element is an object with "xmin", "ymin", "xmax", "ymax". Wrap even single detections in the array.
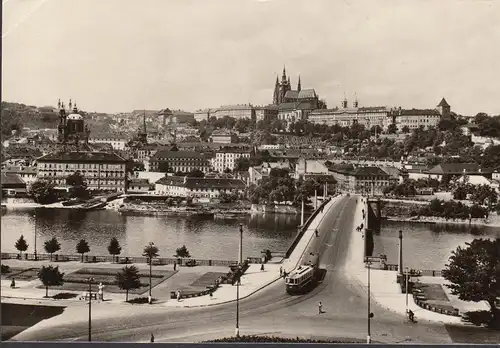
[
  {"xmin": 143, "ymin": 110, "xmax": 147, "ymax": 133},
  {"xmin": 282, "ymin": 66, "xmax": 287, "ymax": 81},
  {"xmin": 273, "ymin": 75, "xmax": 280, "ymax": 105},
  {"xmin": 297, "ymin": 75, "xmax": 301, "ymax": 92}
]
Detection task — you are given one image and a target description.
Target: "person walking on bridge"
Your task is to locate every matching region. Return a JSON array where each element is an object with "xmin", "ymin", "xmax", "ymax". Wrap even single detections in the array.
[
  {"xmin": 315, "ymin": 229, "xmax": 319, "ymax": 237},
  {"xmin": 318, "ymin": 301, "xmax": 323, "ymax": 314}
]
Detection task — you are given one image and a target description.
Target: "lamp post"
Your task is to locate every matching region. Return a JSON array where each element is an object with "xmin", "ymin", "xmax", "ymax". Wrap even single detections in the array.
[
  {"xmin": 405, "ymin": 267, "xmax": 409, "ymax": 314},
  {"xmin": 33, "ymin": 212, "xmax": 38, "ymax": 261},
  {"xmin": 87, "ymin": 277, "xmax": 95, "ymax": 342},
  {"xmin": 236, "ymin": 223, "xmax": 243, "ymax": 337},
  {"xmin": 148, "ymin": 242, "xmax": 154, "ymax": 304},
  {"xmin": 367, "ymin": 260, "xmax": 373, "ymax": 344}
]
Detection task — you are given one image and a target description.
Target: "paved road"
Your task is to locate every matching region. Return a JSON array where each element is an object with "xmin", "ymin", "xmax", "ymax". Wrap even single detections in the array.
[{"xmin": 10, "ymin": 196, "xmax": 497, "ymax": 343}]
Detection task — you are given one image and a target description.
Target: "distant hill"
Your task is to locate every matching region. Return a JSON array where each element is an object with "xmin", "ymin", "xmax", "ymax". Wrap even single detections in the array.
[{"xmin": 1, "ymin": 102, "xmax": 60, "ymax": 136}]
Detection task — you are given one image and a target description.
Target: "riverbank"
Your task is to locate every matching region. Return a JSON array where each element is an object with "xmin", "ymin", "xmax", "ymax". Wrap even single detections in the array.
[
  {"xmin": 385, "ymin": 215, "xmax": 500, "ymax": 228},
  {"xmin": 2, "ymin": 198, "xmax": 309, "ymax": 217}
]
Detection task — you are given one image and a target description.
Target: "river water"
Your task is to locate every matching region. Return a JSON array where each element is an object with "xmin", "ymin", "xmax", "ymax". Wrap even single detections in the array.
[
  {"xmin": 0, "ymin": 208, "xmax": 301, "ymax": 260},
  {"xmin": 2, "ymin": 209, "xmax": 499, "ymax": 269},
  {"xmin": 373, "ymin": 220, "xmax": 500, "ymax": 270}
]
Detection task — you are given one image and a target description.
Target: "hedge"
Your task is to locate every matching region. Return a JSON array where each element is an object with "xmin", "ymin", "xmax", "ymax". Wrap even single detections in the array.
[{"xmin": 205, "ymin": 335, "xmax": 362, "ymax": 343}]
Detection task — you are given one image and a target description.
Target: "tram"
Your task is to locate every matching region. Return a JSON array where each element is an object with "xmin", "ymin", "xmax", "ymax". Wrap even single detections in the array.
[{"xmin": 285, "ymin": 253, "xmax": 319, "ymax": 295}]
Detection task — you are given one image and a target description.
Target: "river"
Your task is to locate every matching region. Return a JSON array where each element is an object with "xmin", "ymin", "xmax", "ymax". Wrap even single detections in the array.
[
  {"xmin": 1, "ymin": 208, "xmax": 302, "ymax": 260},
  {"xmin": 3, "ymin": 209, "xmax": 499, "ymax": 268},
  {"xmin": 373, "ymin": 220, "xmax": 500, "ymax": 270}
]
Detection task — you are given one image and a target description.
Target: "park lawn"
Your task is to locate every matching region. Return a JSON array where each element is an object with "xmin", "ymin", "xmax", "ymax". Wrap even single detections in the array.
[
  {"xmin": 36, "ymin": 268, "xmax": 177, "ymax": 295},
  {"xmin": 190, "ymin": 272, "xmax": 227, "ymax": 288},
  {"xmin": 419, "ymin": 283, "xmax": 450, "ymax": 302},
  {"xmin": 2, "ymin": 268, "xmax": 40, "ymax": 281}
]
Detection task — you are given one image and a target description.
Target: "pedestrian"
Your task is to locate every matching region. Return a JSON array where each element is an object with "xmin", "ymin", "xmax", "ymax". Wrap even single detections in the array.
[
  {"xmin": 315, "ymin": 229, "xmax": 319, "ymax": 237},
  {"xmin": 173, "ymin": 261, "xmax": 177, "ymax": 271},
  {"xmin": 98, "ymin": 282, "xmax": 104, "ymax": 301},
  {"xmin": 408, "ymin": 309, "xmax": 415, "ymax": 322},
  {"xmin": 260, "ymin": 263, "xmax": 264, "ymax": 271},
  {"xmin": 280, "ymin": 266, "xmax": 283, "ymax": 277},
  {"xmin": 209, "ymin": 290, "xmax": 213, "ymax": 300},
  {"xmin": 318, "ymin": 301, "xmax": 323, "ymax": 314},
  {"xmin": 150, "ymin": 333, "xmax": 155, "ymax": 342},
  {"xmin": 10, "ymin": 278, "xmax": 15, "ymax": 289},
  {"xmin": 176, "ymin": 290, "xmax": 181, "ymax": 302}
]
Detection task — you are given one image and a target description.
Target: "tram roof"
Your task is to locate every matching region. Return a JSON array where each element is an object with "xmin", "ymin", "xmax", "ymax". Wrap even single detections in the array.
[{"xmin": 287, "ymin": 265, "xmax": 314, "ymax": 278}]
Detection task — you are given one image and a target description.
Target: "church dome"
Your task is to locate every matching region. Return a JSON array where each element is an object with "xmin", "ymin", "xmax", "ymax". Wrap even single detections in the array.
[{"xmin": 67, "ymin": 107, "xmax": 83, "ymax": 120}]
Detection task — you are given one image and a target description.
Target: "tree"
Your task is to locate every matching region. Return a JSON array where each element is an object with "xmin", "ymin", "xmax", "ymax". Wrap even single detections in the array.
[
  {"xmin": 175, "ymin": 245, "xmax": 191, "ymax": 258},
  {"xmin": 401, "ymin": 125, "xmax": 410, "ymax": 134},
  {"xmin": 186, "ymin": 169, "xmax": 204, "ymax": 178},
  {"xmin": 37, "ymin": 265, "xmax": 64, "ymax": 297},
  {"xmin": 15, "ymin": 235, "xmax": 29, "ymax": 258},
  {"xmin": 387, "ymin": 123, "xmax": 397, "ymax": 134},
  {"xmin": 107, "ymin": 237, "xmax": 122, "ymax": 263},
  {"xmin": 143, "ymin": 243, "xmax": 159, "ymax": 261},
  {"xmin": 44, "ymin": 237, "xmax": 61, "ymax": 261},
  {"xmin": 158, "ymin": 162, "xmax": 171, "ymax": 173},
  {"xmin": 66, "ymin": 171, "xmax": 89, "ymax": 199},
  {"xmin": 234, "ymin": 157, "xmax": 251, "ymax": 172},
  {"xmin": 116, "ymin": 265, "xmax": 142, "ymax": 302},
  {"xmin": 76, "ymin": 239, "xmax": 90, "ymax": 262},
  {"xmin": 28, "ymin": 180, "xmax": 57, "ymax": 205},
  {"xmin": 442, "ymin": 238, "xmax": 500, "ymax": 324}
]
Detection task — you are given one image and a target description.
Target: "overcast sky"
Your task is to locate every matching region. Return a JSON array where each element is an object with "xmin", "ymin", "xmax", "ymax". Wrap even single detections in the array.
[{"xmin": 2, "ymin": 0, "xmax": 499, "ymax": 115}]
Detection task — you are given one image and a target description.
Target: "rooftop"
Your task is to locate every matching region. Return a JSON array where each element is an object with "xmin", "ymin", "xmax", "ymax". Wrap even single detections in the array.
[
  {"xmin": 151, "ymin": 150, "xmax": 208, "ymax": 160},
  {"xmin": 37, "ymin": 151, "xmax": 127, "ymax": 163}
]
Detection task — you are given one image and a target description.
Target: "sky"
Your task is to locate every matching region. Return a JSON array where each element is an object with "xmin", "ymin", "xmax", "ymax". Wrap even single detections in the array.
[{"xmin": 2, "ymin": 0, "xmax": 500, "ymax": 115}]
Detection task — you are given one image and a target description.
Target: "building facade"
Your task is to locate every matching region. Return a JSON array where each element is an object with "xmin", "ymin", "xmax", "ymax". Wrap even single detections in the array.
[
  {"xmin": 212, "ymin": 148, "xmax": 251, "ymax": 172},
  {"xmin": 150, "ymin": 150, "xmax": 211, "ymax": 173},
  {"xmin": 36, "ymin": 151, "xmax": 127, "ymax": 192},
  {"xmin": 254, "ymin": 105, "xmax": 279, "ymax": 122},
  {"xmin": 308, "ymin": 97, "xmax": 390, "ymax": 130},
  {"xmin": 210, "ymin": 130, "xmax": 239, "ymax": 144},
  {"xmin": 155, "ymin": 176, "xmax": 246, "ymax": 198},
  {"xmin": 88, "ymin": 135, "xmax": 127, "ymax": 150},
  {"xmin": 330, "ymin": 166, "xmax": 393, "ymax": 195},
  {"xmin": 391, "ymin": 108, "xmax": 442, "ymax": 131}
]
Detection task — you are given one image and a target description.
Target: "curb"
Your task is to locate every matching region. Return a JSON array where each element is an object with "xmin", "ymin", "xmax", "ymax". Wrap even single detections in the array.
[{"xmin": 176, "ymin": 275, "xmax": 283, "ymax": 308}]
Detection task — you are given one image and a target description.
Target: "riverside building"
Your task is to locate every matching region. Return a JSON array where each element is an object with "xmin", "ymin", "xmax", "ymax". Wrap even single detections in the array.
[{"xmin": 36, "ymin": 151, "xmax": 128, "ymax": 192}]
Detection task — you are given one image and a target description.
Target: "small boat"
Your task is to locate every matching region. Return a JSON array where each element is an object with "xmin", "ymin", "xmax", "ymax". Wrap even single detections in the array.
[
  {"xmin": 214, "ymin": 212, "xmax": 239, "ymax": 219},
  {"xmin": 81, "ymin": 201, "xmax": 107, "ymax": 211},
  {"xmin": 62, "ymin": 199, "xmax": 84, "ymax": 207}
]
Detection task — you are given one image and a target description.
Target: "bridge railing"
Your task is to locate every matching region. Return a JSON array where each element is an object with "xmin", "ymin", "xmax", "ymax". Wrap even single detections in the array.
[
  {"xmin": 284, "ymin": 196, "xmax": 334, "ymax": 259},
  {"xmin": 384, "ymin": 263, "xmax": 443, "ymax": 277},
  {"xmin": 1, "ymin": 252, "xmax": 262, "ymax": 267}
]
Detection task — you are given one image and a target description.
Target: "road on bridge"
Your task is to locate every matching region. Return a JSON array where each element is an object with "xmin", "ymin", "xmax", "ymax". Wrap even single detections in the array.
[{"xmin": 10, "ymin": 196, "xmax": 496, "ymax": 344}]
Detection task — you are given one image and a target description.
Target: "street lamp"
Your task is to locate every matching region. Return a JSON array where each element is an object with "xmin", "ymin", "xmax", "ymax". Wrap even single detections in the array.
[
  {"xmin": 33, "ymin": 212, "xmax": 38, "ymax": 261},
  {"xmin": 367, "ymin": 260, "xmax": 374, "ymax": 344},
  {"xmin": 405, "ymin": 267, "xmax": 409, "ymax": 314},
  {"xmin": 87, "ymin": 277, "xmax": 95, "ymax": 342},
  {"xmin": 236, "ymin": 223, "xmax": 243, "ymax": 337},
  {"xmin": 148, "ymin": 242, "xmax": 154, "ymax": 304}
]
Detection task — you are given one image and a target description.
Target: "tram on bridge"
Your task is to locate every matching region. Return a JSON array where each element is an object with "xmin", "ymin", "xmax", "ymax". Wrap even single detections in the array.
[{"xmin": 285, "ymin": 253, "xmax": 319, "ymax": 295}]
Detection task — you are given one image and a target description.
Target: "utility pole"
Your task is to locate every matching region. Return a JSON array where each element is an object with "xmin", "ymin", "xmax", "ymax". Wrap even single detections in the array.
[
  {"xmin": 405, "ymin": 267, "xmax": 409, "ymax": 314},
  {"xmin": 301, "ymin": 199, "xmax": 304, "ymax": 226},
  {"xmin": 33, "ymin": 213, "xmax": 37, "ymax": 261},
  {"xmin": 236, "ymin": 224, "xmax": 243, "ymax": 337},
  {"xmin": 88, "ymin": 277, "xmax": 94, "ymax": 342},
  {"xmin": 148, "ymin": 242, "xmax": 154, "ymax": 304},
  {"xmin": 367, "ymin": 261, "xmax": 372, "ymax": 344}
]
